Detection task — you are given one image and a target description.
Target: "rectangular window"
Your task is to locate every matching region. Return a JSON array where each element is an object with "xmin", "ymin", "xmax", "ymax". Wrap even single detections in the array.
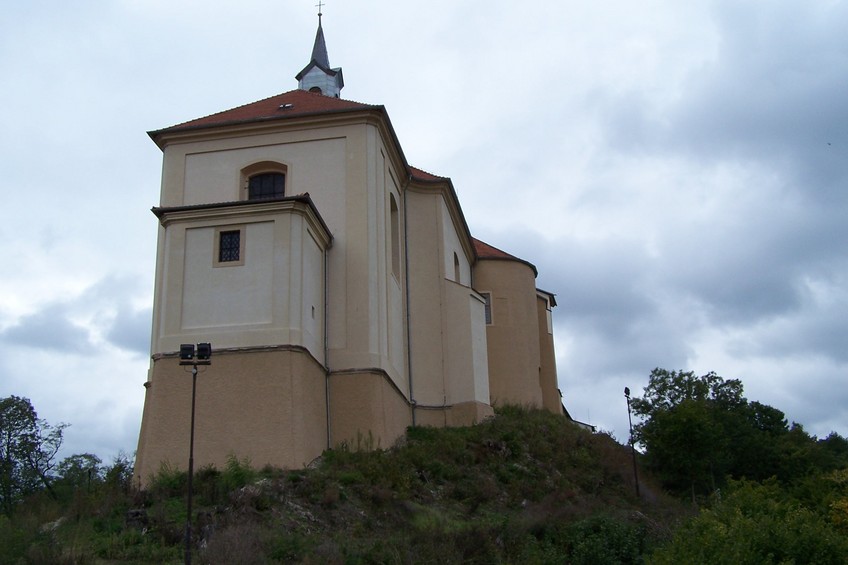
[
  {"xmin": 248, "ymin": 173, "xmax": 285, "ymax": 200},
  {"xmin": 213, "ymin": 226, "xmax": 245, "ymax": 267},
  {"xmin": 219, "ymin": 231, "xmax": 240, "ymax": 262},
  {"xmin": 390, "ymin": 194, "xmax": 400, "ymax": 279},
  {"xmin": 480, "ymin": 292, "xmax": 493, "ymax": 325}
]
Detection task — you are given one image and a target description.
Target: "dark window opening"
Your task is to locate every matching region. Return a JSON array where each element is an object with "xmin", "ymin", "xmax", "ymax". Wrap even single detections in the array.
[
  {"xmin": 248, "ymin": 173, "xmax": 285, "ymax": 200},
  {"xmin": 219, "ymin": 231, "xmax": 241, "ymax": 262}
]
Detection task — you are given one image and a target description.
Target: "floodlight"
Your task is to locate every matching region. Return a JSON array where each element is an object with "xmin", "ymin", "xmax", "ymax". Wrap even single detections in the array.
[
  {"xmin": 196, "ymin": 343, "xmax": 212, "ymax": 361},
  {"xmin": 179, "ymin": 344, "xmax": 195, "ymax": 361}
]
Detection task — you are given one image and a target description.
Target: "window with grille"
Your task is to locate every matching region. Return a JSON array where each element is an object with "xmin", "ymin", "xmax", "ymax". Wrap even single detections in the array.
[
  {"xmin": 248, "ymin": 172, "xmax": 285, "ymax": 200},
  {"xmin": 218, "ymin": 230, "xmax": 241, "ymax": 262}
]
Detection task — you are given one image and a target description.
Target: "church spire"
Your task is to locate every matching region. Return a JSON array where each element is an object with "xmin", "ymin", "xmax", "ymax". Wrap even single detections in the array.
[
  {"xmin": 310, "ymin": 4, "xmax": 330, "ymax": 69},
  {"xmin": 296, "ymin": 3, "xmax": 344, "ymax": 97}
]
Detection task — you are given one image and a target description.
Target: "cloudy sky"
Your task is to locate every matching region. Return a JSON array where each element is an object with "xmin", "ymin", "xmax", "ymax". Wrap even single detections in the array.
[{"xmin": 2, "ymin": 1, "xmax": 846, "ymax": 463}]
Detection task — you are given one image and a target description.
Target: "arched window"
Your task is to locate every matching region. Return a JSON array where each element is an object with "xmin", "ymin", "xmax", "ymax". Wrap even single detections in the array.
[
  {"xmin": 241, "ymin": 161, "xmax": 287, "ymax": 201},
  {"xmin": 453, "ymin": 252, "xmax": 461, "ymax": 283}
]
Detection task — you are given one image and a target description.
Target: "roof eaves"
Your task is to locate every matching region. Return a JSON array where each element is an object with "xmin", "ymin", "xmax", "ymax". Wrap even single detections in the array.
[
  {"xmin": 151, "ymin": 194, "xmax": 333, "ymax": 244},
  {"xmin": 473, "ymin": 238, "xmax": 539, "ymax": 277},
  {"xmin": 148, "ymin": 104, "xmax": 384, "ymax": 149},
  {"xmin": 295, "ymin": 60, "xmax": 340, "ymax": 81}
]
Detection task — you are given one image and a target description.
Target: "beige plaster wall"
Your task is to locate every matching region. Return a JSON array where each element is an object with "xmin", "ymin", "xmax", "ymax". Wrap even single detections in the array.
[
  {"xmin": 404, "ymin": 189, "xmax": 445, "ymax": 407},
  {"xmin": 152, "ymin": 203, "xmax": 327, "ymax": 363},
  {"xmin": 414, "ymin": 401, "xmax": 494, "ymax": 428},
  {"xmin": 536, "ymin": 294, "xmax": 563, "ymax": 414},
  {"xmin": 134, "ymin": 348, "xmax": 327, "ymax": 485},
  {"xmin": 154, "ymin": 119, "xmax": 409, "ymax": 393},
  {"xmin": 443, "ymin": 280, "xmax": 490, "ymax": 406},
  {"xmin": 328, "ymin": 370, "xmax": 412, "ymax": 450},
  {"xmin": 474, "ymin": 259, "xmax": 545, "ymax": 408},
  {"xmin": 403, "ymin": 186, "xmax": 488, "ymax": 412}
]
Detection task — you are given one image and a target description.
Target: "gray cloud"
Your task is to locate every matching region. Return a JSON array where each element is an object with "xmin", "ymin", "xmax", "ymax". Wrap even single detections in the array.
[
  {"xmin": 2, "ymin": 0, "xmax": 847, "ymax": 460},
  {"xmin": 1, "ymin": 275, "xmax": 151, "ymax": 356},
  {"xmin": 3, "ymin": 305, "xmax": 94, "ymax": 353},
  {"xmin": 106, "ymin": 306, "xmax": 152, "ymax": 356}
]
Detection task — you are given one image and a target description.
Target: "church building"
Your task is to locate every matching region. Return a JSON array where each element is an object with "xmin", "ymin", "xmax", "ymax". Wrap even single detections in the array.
[{"xmin": 134, "ymin": 15, "xmax": 565, "ymax": 483}]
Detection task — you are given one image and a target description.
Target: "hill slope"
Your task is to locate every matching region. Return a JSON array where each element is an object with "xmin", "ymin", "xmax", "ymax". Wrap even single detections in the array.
[{"xmin": 5, "ymin": 406, "xmax": 687, "ymax": 563}]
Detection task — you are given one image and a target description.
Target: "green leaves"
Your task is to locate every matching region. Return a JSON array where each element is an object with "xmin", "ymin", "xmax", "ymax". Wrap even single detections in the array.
[
  {"xmin": 650, "ymin": 479, "xmax": 848, "ymax": 564},
  {"xmin": 0, "ymin": 395, "xmax": 67, "ymax": 512},
  {"xmin": 632, "ymin": 368, "xmax": 848, "ymax": 506}
]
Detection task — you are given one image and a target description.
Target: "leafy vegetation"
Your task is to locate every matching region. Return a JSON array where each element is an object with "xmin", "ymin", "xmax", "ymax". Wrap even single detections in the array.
[
  {"xmin": 631, "ymin": 368, "xmax": 848, "ymax": 500},
  {"xmin": 1, "ymin": 403, "xmax": 684, "ymax": 563},
  {"xmin": 1, "ymin": 373, "xmax": 846, "ymax": 563},
  {"xmin": 633, "ymin": 369, "xmax": 848, "ymax": 563},
  {"xmin": 1, "ymin": 396, "xmax": 67, "ymax": 513},
  {"xmin": 649, "ymin": 478, "xmax": 848, "ymax": 564}
]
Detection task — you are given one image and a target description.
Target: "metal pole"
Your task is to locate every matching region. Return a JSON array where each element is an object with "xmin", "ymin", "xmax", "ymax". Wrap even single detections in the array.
[
  {"xmin": 185, "ymin": 364, "xmax": 197, "ymax": 565},
  {"xmin": 625, "ymin": 388, "xmax": 640, "ymax": 497}
]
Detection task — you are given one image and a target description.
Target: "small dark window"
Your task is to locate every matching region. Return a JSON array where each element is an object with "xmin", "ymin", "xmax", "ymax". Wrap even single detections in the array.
[
  {"xmin": 248, "ymin": 173, "xmax": 285, "ymax": 200},
  {"xmin": 219, "ymin": 231, "xmax": 241, "ymax": 262}
]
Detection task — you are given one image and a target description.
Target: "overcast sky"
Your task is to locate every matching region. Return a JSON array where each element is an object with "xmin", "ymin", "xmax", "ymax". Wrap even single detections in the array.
[{"xmin": 1, "ymin": 1, "xmax": 846, "ymax": 464}]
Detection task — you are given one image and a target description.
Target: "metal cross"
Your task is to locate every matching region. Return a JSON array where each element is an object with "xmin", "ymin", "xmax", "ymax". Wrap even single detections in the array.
[{"xmin": 316, "ymin": 1, "xmax": 324, "ymax": 16}]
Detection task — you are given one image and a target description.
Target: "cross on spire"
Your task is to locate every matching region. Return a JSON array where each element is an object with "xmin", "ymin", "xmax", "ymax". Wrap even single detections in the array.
[{"xmin": 316, "ymin": 1, "xmax": 324, "ymax": 23}]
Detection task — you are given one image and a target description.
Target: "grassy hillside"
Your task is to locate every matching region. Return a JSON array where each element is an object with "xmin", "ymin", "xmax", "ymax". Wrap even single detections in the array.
[{"xmin": 2, "ymin": 406, "xmax": 687, "ymax": 564}]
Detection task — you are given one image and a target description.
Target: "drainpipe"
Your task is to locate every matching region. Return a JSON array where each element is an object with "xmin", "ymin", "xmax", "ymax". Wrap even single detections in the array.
[
  {"xmin": 324, "ymin": 249, "xmax": 331, "ymax": 449},
  {"xmin": 403, "ymin": 174, "xmax": 416, "ymax": 426}
]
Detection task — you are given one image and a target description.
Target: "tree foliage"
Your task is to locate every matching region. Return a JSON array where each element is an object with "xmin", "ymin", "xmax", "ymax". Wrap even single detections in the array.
[
  {"xmin": 650, "ymin": 478, "xmax": 848, "ymax": 564},
  {"xmin": 632, "ymin": 369, "xmax": 848, "ymax": 501},
  {"xmin": 0, "ymin": 396, "xmax": 66, "ymax": 513}
]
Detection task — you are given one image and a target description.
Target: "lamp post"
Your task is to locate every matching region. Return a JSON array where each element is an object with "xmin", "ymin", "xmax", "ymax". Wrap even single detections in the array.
[
  {"xmin": 624, "ymin": 387, "xmax": 640, "ymax": 497},
  {"xmin": 179, "ymin": 343, "xmax": 211, "ymax": 565}
]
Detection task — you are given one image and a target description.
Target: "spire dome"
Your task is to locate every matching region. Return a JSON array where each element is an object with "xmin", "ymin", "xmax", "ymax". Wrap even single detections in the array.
[{"xmin": 296, "ymin": 8, "xmax": 344, "ymax": 97}]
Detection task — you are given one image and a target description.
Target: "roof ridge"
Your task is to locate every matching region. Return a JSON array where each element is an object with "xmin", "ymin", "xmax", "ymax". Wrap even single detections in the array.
[
  {"xmin": 149, "ymin": 90, "xmax": 381, "ymax": 141},
  {"xmin": 163, "ymin": 90, "xmax": 301, "ymax": 131}
]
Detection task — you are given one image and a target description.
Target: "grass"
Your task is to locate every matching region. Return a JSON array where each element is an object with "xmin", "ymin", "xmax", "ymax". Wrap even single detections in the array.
[{"xmin": 1, "ymin": 406, "xmax": 686, "ymax": 563}]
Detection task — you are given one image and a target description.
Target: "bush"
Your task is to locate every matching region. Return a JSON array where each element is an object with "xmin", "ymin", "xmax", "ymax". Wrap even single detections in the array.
[{"xmin": 650, "ymin": 479, "xmax": 848, "ymax": 564}]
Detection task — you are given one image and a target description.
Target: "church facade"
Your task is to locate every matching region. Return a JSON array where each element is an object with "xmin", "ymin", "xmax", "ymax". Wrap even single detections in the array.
[{"xmin": 134, "ymin": 18, "xmax": 564, "ymax": 483}]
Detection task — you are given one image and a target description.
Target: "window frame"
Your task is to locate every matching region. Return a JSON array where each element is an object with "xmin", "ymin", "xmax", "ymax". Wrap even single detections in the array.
[
  {"xmin": 389, "ymin": 193, "xmax": 400, "ymax": 281},
  {"xmin": 480, "ymin": 291, "xmax": 493, "ymax": 325},
  {"xmin": 240, "ymin": 161, "xmax": 288, "ymax": 201},
  {"xmin": 213, "ymin": 225, "xmax": 246, "ymax": 267}
]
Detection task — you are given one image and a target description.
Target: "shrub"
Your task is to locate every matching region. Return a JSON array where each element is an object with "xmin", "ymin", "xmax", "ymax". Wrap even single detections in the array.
[{"xmin": 650, "ymin": 479, "xmax": 848, "ymax": 564}]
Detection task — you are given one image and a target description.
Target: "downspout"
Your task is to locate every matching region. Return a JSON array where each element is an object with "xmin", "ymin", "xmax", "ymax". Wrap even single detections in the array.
[
  {"xmin": 403, "ymin": 174, "xmax": 416, "ymax": 426},
  {"xmin": 324, "ymin": 249, "xmax": 332, "ymax": 449}
]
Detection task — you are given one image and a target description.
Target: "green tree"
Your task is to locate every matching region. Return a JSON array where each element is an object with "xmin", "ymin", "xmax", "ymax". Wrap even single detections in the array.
[
  {"xmin": 630, "ymin": 369, "xmax": 792, "ymax": 500},
  {"xmin": 56, "ymin": 453, "xmax": 103, "ymax": 489},
  {"xmin": 0, "ymin": 396, "xmax": 67, "ymax": 513}
]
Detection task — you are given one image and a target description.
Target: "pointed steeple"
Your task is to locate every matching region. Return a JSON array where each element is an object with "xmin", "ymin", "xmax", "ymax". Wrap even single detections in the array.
[
  {"xmin": 296, "ymin": 8, "xmax": 344, "ymax": 97},
  {"xmin": 310, "ymin": 15, "xmax": 330, "ymax": 68}
]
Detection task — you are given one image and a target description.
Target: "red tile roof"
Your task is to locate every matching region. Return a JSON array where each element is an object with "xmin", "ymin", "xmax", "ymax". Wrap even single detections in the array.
[
  {"xmin": 473, "ymin": 238, "xmax": 538, "ymax": 276},
  {"xmin": 409, "ymin": 166, "xmax": 447, "ymax": 182},
  {"xmin": 150, "ymin": 90, "xmax": 379, "ymax": 137},
  {"xmin": 148, "ymin": 91, "xmax": 451, "ymax": 189}
]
